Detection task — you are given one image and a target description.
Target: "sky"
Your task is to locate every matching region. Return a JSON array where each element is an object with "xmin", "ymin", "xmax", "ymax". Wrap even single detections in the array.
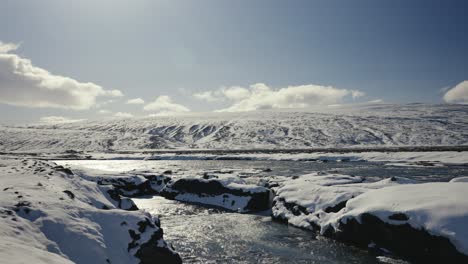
[{"xmin": 0, "ymin": 0, "xmax": 467, "ymax": 124}]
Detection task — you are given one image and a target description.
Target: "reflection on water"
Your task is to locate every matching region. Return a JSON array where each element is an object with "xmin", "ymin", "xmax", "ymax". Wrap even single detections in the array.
[{"xmin": 134, "ymin": 196, "xmax": 384, "ymax": 264}]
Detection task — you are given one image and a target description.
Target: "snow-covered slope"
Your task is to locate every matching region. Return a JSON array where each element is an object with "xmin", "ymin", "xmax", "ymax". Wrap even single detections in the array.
[
  {"xmin": 0, "ymin": 158, "xmax": 181, "ymax": 264},
  {"xmin": 1, "ymin": 103, "xmax": 467, "ymax": 152}
]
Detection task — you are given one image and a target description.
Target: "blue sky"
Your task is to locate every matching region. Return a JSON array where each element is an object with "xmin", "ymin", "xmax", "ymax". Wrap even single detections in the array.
[{"xmin": 0, "ymin": 0, "xmax": 467, "ymax": 123}]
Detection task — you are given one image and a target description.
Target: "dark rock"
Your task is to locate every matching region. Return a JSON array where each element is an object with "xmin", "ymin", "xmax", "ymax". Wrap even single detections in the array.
[
  {"xmin": 135, "ymin": 229, "xmax": 182, "ymax": 264},
  {"xmin": 137, "ymin": 218, "xmax": 155, "ymax": 233},
  {"xmin": 14, "ymin": 201, "xmax": 31, "ymax": 207},
  {"xmin": 128, "ymin": 229, "xmax": 141, "ymax": 241},
  {"xmin": 106, "ymin": 189, "xmax": 138, "ymax": 211},
  {"xmin": 388, "ymin": 213, "xmax": 409, "ymax": 221},
  {"xmin": 53, "ymin": 166, "xmax": 73, "ymax": 175},
  {"xmin": 245, "ymin": 191, "xmax": 271, "ymax": 211},
  {"xmin": 331, "ymin": 213, "xmax": 468, "ymax": 263},
  {"xmin": 63, "ymin": 190, "xmax": 75, "ymax": 199},
  {"xmin": 324, "ymin": 200, "xmax": 348, "ymax": 213}
]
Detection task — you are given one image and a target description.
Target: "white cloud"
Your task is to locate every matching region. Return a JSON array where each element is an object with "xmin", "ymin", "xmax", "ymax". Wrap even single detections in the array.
[
  {"xmin": 222, "ymin": 86, "xmax": 251, "ymax": 101},
  {"xmin": 193, "ymin": 91, "xmax": 219, "ymax": 102},
  {"xmin": 95, "ymin": 99, "xmax": 118, "ymax": 109},
  {"xmin": 351, "ymin": 90, "xmax": 365, "ymax": 99},
  {"xmin": 114, "ymin": 112, "xmax": 134, "ymax": 118},
  {"xmin": 367, "ymin": 99, "xmax": 384, "ymax": 103},
  {"xmin": 198, "ymin": 83, "xmax": 365, "ymax": 112},
  {"xmin": 0, "ymin": 41, "xmax": 19, "ymax": 53},
  {"xmin": 39, "ymin": 116, "xmax": 86, "ymax": 124},
  {"xmin": 443, "ymin": 81, "xmax": 468, "ymax": 104},
  {"xmin": 146, "ymin": 111, "xmax": 190, "ymax": 117},
  {"xmin": 0, "ymin": 41, "xmax": 123, "ymax": 110},
  {"xmin": 143, "ymin": 96, "xmax": 190, "ymax": 113},
  {"xmin": 98, "ymin": 109, "xmax": 112, "ymax": 114},
  {"xmin": 126, "ymin": 98, "xmax": 145, "ymax": 105},
  {"xmin": 193, "ymin": 86, "xmax": 250, "ymax": 102}
]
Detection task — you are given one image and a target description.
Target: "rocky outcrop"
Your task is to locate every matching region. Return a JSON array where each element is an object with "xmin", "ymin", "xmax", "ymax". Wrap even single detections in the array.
[
  {"xmin": 92, "ymin": 174, "xmax": 172, "ymax": 211},
  {"xmin": 329, "ymin": 213, "xmax": 468, "ymax": 263},
  {"xmin": 271, "ymin": 173, "xmax": 468, "ymax": 263},
  {"xmin": 161, "ymin": 178, "xmax": 271, "ymax": 212},
  {"xmin": 130, "ymin": 218, "xmax": 182, "ymax": 264},
  {"xmin": 96, "ymin": 174, "xmax": 172, "ymax": 197}
]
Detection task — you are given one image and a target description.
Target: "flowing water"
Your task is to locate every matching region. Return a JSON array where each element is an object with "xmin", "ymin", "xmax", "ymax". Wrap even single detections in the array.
[
  {"xmin": 133, "ymin": 196, "xmax": 381, "ymax": 264},
  {"xmin": 57, "ymin": 159, "xmax": 468, "ymax": 263}
]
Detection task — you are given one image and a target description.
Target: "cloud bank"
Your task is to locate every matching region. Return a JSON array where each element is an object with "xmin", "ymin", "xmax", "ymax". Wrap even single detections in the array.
[
  {"xmin": 144, "ymin": 96, "xmax": 190, "ymax": 114},
  {"xmin": 0, "ymin": 42, "xmax": 19, "ymax": 53},
  {"xmin": 443, "ymin": 81, "xmax": 468, "ymax": 104},
  {"xmin": 195, "ymin": 83, "xmax": 364, "ymax": 112},
  {"xmin": 114, "ymin": 112, "xmax": 134, "ymax": 118},
  {"xmin": 98, "ymin": 109, "xmax": 112, "ymax": 114},
  {"xmin": 126, "ymin": 98, "xmax": 145, "ymax": 105},
  {"xmin": 39, "ymin": 116, "xmax": 86, "ymax": 124},
  {"xmin": 193, "ymin": 86, "xmax": 250, "ymax": 102},
  {"xmin": 0, "ymin": 41, "xmax": 123, "ymax": 110}
]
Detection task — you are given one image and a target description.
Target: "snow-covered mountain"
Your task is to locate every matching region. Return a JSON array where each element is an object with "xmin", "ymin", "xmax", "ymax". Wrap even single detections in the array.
[{"xmin": 1, "ymin": 104, "xmax": 467, "ymax": 152}]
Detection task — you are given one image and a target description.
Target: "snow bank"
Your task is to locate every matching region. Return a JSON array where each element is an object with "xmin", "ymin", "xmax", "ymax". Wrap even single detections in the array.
[
  {"xmin": 272, "ymin": 172, "xmax": 468, "ymax": 262},
  {"xmin": 329, "ymin": 183, "xmax": 468, "ymax": 257},
  {"xmin": 272, "ymin": 173, "xmax": 415, "ymax": 229},
  {"xmin": 450, "ymin": 177, "xmax": 468, "ymax": 183},
  {"xmin": 0, "ymin": 158, "xmax": 181, "ymax": 264}
]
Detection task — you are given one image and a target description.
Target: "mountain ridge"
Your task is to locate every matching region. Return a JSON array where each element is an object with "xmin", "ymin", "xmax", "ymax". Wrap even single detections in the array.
[{"xmin": 1, "ymin": 104, "xmax": 467, "ymax": 152}]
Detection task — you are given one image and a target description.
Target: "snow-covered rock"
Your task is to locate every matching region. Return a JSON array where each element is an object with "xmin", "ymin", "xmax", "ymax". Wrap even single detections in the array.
[
  {"xmin": 0, "ymin": 158, "xmax": 181, "ymax": 264},
  {"xmin": 95, "ymin": 174, "xmax": 172, "ymax": 197},
  {"xmin": 271, "ymin": 172, "xmax": 468, "ymax": 262},
  {"xmin": 271, "ymin": 173, "xmax": 415, "ymax": 229},
  {"xmin": 327, "ymin": 183, "xmax": 468, "ymax": 263},
  {"xmin": 161, "ymin": 177, "xmax": 271, "ymax": 212}
]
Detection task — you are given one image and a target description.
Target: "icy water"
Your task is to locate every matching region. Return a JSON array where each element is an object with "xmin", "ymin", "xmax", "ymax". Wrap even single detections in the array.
[
  {"xmin": 133, "ymin": 196, "xmax": 382, "ymax": 264},
  {"xmin": 58, "ymin": 159, "xmax": 468, "ymax": 263},
  {"xmin": 59, "ymin": 159, "xmax": 468, "ymax": 183}
]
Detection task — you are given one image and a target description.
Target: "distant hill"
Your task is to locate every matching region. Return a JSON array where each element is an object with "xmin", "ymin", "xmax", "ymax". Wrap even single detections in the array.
[{"xmin": 1, "ymin": 104, "xmax": 467, "ymax": 153}]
